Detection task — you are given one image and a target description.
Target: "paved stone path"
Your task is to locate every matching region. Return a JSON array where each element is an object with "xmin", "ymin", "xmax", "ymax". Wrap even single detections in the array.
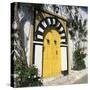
[
  {"xmin": 73, "ymin": 74, "xmax": 88, "ymax": 84},
  {"xmin": 43, "ymin": 69, "xmax": 88, "ymax": 86}
]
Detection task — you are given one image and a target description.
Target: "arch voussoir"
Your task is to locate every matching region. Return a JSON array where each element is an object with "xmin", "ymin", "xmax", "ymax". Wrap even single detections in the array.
[{"xmin": 36, "ymin": 17, "xmax": 67, "ymax": 44}]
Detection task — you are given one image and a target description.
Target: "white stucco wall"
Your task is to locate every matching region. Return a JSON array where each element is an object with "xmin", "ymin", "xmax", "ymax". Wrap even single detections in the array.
[
  {"xmin": 34, "ymin": 45, "xmax": 43, "ymax": 76},
  {"xmin": 68, "ymin": 34, "xmax": 74, "ymax": 69},
  {"xmin": 61, "ymin": 47, "xmax": 67, "ymax": 71},
  {"xmin": 23, "ymin": 21, "xmax": 33, "ymax": 66}
]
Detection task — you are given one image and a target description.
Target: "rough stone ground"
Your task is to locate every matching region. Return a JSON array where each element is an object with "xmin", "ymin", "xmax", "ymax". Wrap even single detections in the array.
[
  {"xmin": 73, "ymin": 74, "xmax": 88, "ymax": 84},
  {"xmin": 43, "ymin": 69, "xmax": 88, "ymax": 86}
]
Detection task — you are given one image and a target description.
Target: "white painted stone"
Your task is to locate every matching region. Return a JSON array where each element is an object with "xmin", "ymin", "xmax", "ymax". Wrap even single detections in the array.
[
  {"xmin": 61, "ymin": 39, "xmax": 66, "ymax": 43},
  {"xmin": 33, "ymin": 41, "xmax": 43, "ymax": 44},
  {"xmin": 61, "ymin": 47, "xmax": 67, "ymax": 70},
  {"xmin": 56, "ymin": 22, "xmax": 60, "ymax": 27},
  {"xmin": 37, "ymin": 34, "xmax": 43, "ymax": 39},
  {"xmin": 59, "ymin": 27, "xmax": 64, "ymax": 32},
  {"xmin": 38, "ymin": 27, "xmax": 44, "ymax": 33},
  {"xmin": 68, "ymin": 35, "xmax": 74, "ymax": 69},
  {"xmin": 47, "ymin": 18, "xmax": 51, "ymax": 25},
  {"xmin": 42, "ymin": 21, "xmax": 47, "ymax": 28},
  {"xmin": 53, "ymin": 18, "xmax": 55, "ymax": 24},
  {"xmin": 61, "ymin": 33, "xmax": 65, "ymax": 37},
  {"xmin": 35, "ymin": 45, "xmax": 43, "ymax": 76}
]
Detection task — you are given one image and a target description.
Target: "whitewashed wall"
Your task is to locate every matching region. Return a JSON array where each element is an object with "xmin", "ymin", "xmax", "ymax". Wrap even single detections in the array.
[
  {"xmin": 34, "ymin": 45, "xmax": 43, "ymax": 76},
  {"xmin": 61, "ymin": 47, "xmax": 67, "ymax": 71},
  {"xmin": 24, "ymin": 21, "xmax": 30, "ymax": 66},
  {"xmin": 23, "ymin": 21, "xmax": 33, "ymax": 66},
  {"xmin": 68, "ymin": 34, "xmax": 74, "ymax": 69}
]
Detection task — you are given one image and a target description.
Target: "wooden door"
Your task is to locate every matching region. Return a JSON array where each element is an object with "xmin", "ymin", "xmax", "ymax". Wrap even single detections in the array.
[{"xmin": 43, "ymin": 29, "xmax": 61, "ymax": 78}]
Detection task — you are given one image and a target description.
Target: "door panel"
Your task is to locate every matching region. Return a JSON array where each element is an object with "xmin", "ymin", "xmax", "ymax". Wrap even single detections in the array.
[{"xmin": 43, "ymin": 29, "xmax": 61, "ymax": 78}]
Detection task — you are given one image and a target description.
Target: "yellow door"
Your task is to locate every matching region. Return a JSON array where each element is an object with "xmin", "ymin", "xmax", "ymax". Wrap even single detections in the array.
[{"xmin": 43, "ymin": 29, "xmax": 61, "ymax": 78}]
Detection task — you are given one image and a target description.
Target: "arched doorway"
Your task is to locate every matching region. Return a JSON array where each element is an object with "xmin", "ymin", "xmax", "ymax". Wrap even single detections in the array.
[
  {"xmin": 34, "ymin": 16, "xmax": 68, "ymax": 77},
  {"xmin": 43, "ymin": 29, "xmax": 61, "ymax": 78}
]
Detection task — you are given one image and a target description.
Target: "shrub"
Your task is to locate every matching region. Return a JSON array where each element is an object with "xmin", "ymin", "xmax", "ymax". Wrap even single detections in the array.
[
  {"xmin": 73, "ymin": 48, "xmax": 86, "ymax": 70},
  {"xmin": 14, "ymin": 59, "xmax": 43, "ymax": 87}
]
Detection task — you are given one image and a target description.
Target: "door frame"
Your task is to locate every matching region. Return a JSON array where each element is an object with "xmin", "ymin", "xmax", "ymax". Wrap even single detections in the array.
[{"xmin": 33, "ymin": 8, "xmax": 69, "ymax": 78}]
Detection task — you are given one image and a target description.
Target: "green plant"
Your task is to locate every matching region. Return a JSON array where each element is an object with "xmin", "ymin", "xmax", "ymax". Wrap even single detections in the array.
[
  {"xmin": 73, "ymin": 48, "xmax": 86, "ymax": 70},
  {"xmin": 14, "ymin": 59, "xmax": 43, "ymax": 87}
]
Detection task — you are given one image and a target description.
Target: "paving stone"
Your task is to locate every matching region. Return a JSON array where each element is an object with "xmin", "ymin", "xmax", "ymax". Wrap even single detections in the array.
[{"xmin": 43, "ymin": 69, "xmax": 88, "ymax": 86}]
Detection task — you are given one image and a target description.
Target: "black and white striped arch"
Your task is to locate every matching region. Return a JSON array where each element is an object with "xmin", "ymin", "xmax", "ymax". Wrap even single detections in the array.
[{"xmin": 36, "ymin": 17, "xmax": 67, "ymax": 44}]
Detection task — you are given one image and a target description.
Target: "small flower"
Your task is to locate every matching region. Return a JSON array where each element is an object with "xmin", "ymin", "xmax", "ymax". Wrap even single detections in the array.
[
  {"xmin": 18, "ymin": 71, "xmax": 21, "ymax": 74},
  {"xmin": 18, "ymin": 78, "xmax": 21, "ymax": 81},
  {"xmin": 34, "ymin": 75, "xmax": 36, "ymax": 78},
  {"xmin": 28, "ymin": 76, "xmax": 30, "ymax": 78}
]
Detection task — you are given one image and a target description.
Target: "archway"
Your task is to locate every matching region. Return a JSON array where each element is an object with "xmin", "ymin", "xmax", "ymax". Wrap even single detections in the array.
[{"xmin": 34, "ymin": 17, "xmax": 68, "ymax": 77}]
